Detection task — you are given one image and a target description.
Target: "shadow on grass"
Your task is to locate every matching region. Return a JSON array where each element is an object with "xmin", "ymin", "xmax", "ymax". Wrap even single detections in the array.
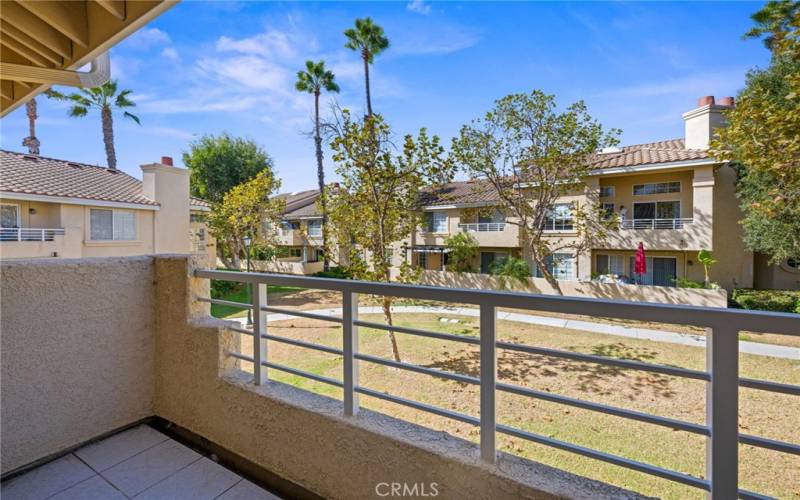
[{"xmin": 424, "ymin": 341, "xmax": 677, "ymax": 400}]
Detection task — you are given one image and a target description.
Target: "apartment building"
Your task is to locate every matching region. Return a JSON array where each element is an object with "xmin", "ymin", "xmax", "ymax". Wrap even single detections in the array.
[
  {"xmin": 0, "ymin": 151, "xmax": 214, "ymax": 261},
  {"xmin": 403, "ymin": 96, "xmax": 795, "ymax": 292},
  {"xmin": 264, "ymin": 188, "xmax": 325, "ymax": 274}
]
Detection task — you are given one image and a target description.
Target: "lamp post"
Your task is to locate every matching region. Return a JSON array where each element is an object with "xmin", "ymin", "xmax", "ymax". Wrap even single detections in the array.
[{"xmin": 244, "ymin": 234, "xmax": 253, "ymax": 326}]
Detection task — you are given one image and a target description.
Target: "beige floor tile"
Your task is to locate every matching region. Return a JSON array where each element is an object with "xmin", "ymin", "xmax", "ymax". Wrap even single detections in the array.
[
  {"xmin": 135, "ymin": 457, "xmax": 241, "ymax": 500},
  {"xmin": 75, "ymin": 425, "xmax": 169, "ymax": 471},
  {"xmin": 101, "ymin": 439, "xmax": 201, "ymax": 497},
  {"xmin": 0, "ymin": 455, "xmax": 94, "ymax": 500}
]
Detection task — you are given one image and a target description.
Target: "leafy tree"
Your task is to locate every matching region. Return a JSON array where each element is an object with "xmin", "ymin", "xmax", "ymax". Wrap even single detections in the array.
[
  {"xmin": 444, "ymin": 232, "xmax": 479, "ymax": 272},
  {"xmin": 712, "ymin": 5, "xmax": 800, "ymax": 263},
  {"xmin": 489, "ymin": 256, "xmax": 532, "ymax": 290},
  {"xmin": 697, "ymin": 249, "xmax": 717, "ymax": 287},
  {"xmin": 184, "ymin": 133, "xmax": 275, "ymax": 203},
  {"xmin": 451, "ymin": 91, "xmax": 620, "ymax": 294},
  {"xmin": 344, "ymin": 17, "xmax": 389, "ymax": 117},
  {"xmin": 743, "ymin": 0, "xmax": 800, "ymax": 52},
  {"xmin": 207, "ymin": 170, "xmax": 285, "ymax": 269},
  {"xmin": 46, "ymin": 80, "xmax": 139, "ymax": 170},
  {"xmin": 326, "ymin": 110, "xmax": 453, "ymax": 361},
  {"xmin": 296, "ymin": 60, "xmax": 340, "ymax": 271}
]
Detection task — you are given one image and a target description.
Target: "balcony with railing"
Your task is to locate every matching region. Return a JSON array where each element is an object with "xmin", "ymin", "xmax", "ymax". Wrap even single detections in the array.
[
  {"xmin": 458, "ymin": 221, "xmax": 519, "ymax": 247},
  {"xmin": 619, "ymin": 218, "xmax": 694, "ymax": 230},
  {"xmin": 2, "ymin": 255, "xmax": 798, "ymax": 499},
  {"xmin": 0, "ymin": 227, "xmax": 66, "ymax": 258}
]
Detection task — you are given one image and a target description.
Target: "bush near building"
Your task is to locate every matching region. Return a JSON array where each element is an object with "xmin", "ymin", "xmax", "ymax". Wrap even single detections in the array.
[{"xmin": 730, "ymin": 289, "xmax": 800, "ymax": 313}]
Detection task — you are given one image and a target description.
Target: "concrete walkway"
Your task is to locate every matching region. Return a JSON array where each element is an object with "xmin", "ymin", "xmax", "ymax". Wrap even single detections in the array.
[{"xmin": 237, "ymin": 305, "xmax": 799, "ymax": 360}]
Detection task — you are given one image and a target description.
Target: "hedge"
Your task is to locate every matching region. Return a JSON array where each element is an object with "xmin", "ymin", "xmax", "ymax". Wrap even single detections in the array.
[{"xmin": 730, "ymin": 289, "xmax": 800, "ymax": 314}]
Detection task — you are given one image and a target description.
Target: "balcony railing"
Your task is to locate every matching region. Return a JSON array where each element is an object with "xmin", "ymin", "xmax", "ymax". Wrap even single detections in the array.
[
  {"xmin": 620, "ymin": 218, "xmax": 693, "ymax": 230},
  {"xmin": 459, "ymin": 222, "xmax": 506, "ymax": 232},
  {"xmin": 195, "ymin": 269, "xmax": 800, "ymax": 500},
  {"xmin": 0, "ymin": 227, "xmax": 65, "ymax": 242}
]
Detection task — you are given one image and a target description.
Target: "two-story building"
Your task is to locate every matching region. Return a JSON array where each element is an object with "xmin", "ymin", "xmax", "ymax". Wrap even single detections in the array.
[
  {"xmin": 264, "ymin": 188, "xmax": 325, "ymax": 274},
  {"xmin": 404, "ymin": 96, "xmax": 778, "ymax": 292},
  {"xmin": 0, "ymin": 151, "xmax": 214, "ymax": 262}
]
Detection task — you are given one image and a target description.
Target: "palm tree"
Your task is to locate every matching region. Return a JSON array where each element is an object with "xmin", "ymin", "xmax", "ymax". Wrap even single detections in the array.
[
  {"xmin": 344, "ymin": 17, "xmax": 389, "ymax": 117},
  {"xmin": 46, "ymin": 80, "xmax": 140, "ymax": 170},
  {"xmin": 22, "ymin": 99, "xmax": 40, "ymax": 155},
  {"xmin": 295, "ymin": 60, "xmax": 340, "ymax": 271}
]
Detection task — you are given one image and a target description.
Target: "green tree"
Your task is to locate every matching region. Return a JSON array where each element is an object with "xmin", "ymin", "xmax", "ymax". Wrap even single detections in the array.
[
  {"xmin": 296, "ymin": 60, "xmax": 340, "ymax": 271},
  {"xmin": 451, "ymin": 91, "xmax": 620, "ymax": 294},
  {"xmin": 46, "ymin": 80, "xmax": 140, "ymax": 170},
  {"xmin": 207, "ymin": 170, "xmax": 285, "ymax": 269},
  {"xmin": 344, "ymin": 17, "xmax": 389, "ymax": 117},
  {"xmin": 744, "ymin": 0, "xmax": 800, "ymax": 52},
  {"xmin": 712, "ymin": 4, "xmax": 800, "ymax": 263},
  {"xmin": 697, "ymin": 249, "xmax": 717, "ymax": 288},
  {"xmin": 184, "ymin": 133, "xmax": 275, "ymax": 203},
  {"xmin": 326, "ymin": 110, "xmax": 453, "ymax": 361},
  {"xmin": 489, "ymin": 256, "xmax": 532, "ymax": 290},
  {"xmin": 444, "ymin": 232, "xmax": 479, "ymax": 272}
]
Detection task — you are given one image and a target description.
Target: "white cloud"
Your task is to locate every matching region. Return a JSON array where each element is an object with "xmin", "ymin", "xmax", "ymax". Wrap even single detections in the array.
[
  {"xmin": 215, "ymin": 31, "xmax": 297, "ymax": 59},
  {"xmin": 393, "ymin": 23, "xmax": 480, "ymax": 55},
  {"xmin": 407, "ymin": 0, "xmax": 431, "ymax": 15},
  {"xmin": 125, "ymin": 28, "xmax": 171, "ymax": 49},
  {"xmin": 161, "ymin": 47, "xmax": 181, "ymax": 62},
  {"xmin": 596, "ymin": 68, "xmax": 747, "ymax": 99}
]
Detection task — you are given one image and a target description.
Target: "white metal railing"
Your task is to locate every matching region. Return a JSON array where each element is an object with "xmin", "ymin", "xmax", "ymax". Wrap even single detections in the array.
[
  {"xmin": 459, "ymin": 222, "xmax": 506, "ymax": 232},
  {"xmin": 195, "ymin": 269, "xmax": 800, "ymax": 500},
  {"xmin": 620, "ymin": 218, "xmax": 693, "ymax": 230},
  {"xmin": 0, "ymin": 227, "xmax": 65, "ymax": 242}
]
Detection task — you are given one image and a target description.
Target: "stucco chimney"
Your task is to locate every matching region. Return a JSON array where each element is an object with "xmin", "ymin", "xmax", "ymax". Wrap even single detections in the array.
[
  {"xmin": 141, "ymin": 160, "xmax": 190, "ymax": 253},
  {"xmin": 682, "ymin": 95, "xmax": 733, "ymax": 150}
]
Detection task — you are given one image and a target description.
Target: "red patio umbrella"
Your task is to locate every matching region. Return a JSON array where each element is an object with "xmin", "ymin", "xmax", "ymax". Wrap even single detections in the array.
[{"xmin": 634, "ymin": 242, "xmax": 647, "ymax": 283}]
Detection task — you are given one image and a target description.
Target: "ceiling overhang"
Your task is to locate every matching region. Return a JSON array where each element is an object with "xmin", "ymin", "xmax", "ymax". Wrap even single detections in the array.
[{"xmin": 0, "ymin": 0, "xmax": 177, "ymax": 117}]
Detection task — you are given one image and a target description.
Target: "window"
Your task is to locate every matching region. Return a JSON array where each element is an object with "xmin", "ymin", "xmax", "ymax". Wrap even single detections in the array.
[
  {"xmin": 425, "ymin": 212, "xmax": 448, "ymax": 233},
  {"xmin": 542, "ymin": 204, "xmax": 573, "ymax": 231},
  {"xmin": 628, "ymin": 256, "xmax": 677, "ymax": 286},
  {"xmin": 602, "ymin": 203, "xmax": 616, "ymax": 220},
  {"xmin": 480, "ymin": 251, "xmax": 508, "ymax": 274},
  {"xmin": 596, "ymin": 254, "xmax": 624, "ymax": 275},
  {"xmin": 190, "ymin": 213, "xmax": 206, "ymax": 223},
  {"xmin": 600, "ymin": 186, "xmax": 615, "ymax": 198},
  {"xmin": 478, "ymin": 210, "xmax": 505, "ymax": 224},
  {"xmin": 289, "ymin": 248, "xmax": 302, "ymax": 258},
  {"xmin": 786, "ymin": 258, "xmax": 800, "ymax": 271},
  {"xmin": 633, "ymin": 181, "xmax": 681, "ymax": 195},
  {"xmin": 633, "ymin": 201, "xmax": 680, "ymax": 220},
  {"xmin": 418, "ymin": 252, "xmax": 428, "ymax": 269},
  {"xmin": 307, "ymin": 219, "xmax": 322, "ymax": 237},
  {"xmin": 90, "ymin": 209, "xmax": 136, "ymax": 241},
  {"xmin": 534, "ymin": 253, "xmax": 575, "ymax": 280},
  {"xmin": 1, "ymin": 204, "xmax": 20, "ymax": 228}
]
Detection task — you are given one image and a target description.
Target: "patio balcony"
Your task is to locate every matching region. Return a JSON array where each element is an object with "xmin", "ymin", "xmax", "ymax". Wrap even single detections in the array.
[
  {"xmin": 458, "ymin": 222, "xmax": 520, "ymax": 247},
  {"xmin": 1, "ymin": 255, "xmax": 798, "ymax": 499},
  {"xmin": 0, "ymin": 227, "xmax": 66, "ymax": 259}
]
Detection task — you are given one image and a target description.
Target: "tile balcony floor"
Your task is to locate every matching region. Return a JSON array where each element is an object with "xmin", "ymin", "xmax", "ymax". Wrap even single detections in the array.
[{"xmin": 1, "ymin": 425, "xmax": 281, "ymax": 500}]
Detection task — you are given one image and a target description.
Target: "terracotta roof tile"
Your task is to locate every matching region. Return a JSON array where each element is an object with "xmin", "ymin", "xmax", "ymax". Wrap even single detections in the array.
[
  {"xmin": 587, "ymin": 139, "xmax": 709, "ymax": 170},
  {"xmin": 0, "ymin": 150, "xmax": 159, "ymax": 206}
]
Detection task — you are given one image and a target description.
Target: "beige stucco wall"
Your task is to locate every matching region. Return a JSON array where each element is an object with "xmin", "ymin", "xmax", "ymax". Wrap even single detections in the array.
[
  {"xmin": 0, "ymin": 200, "xmax": 62, "ymax": 228},
  {"xmin": 0, "ymin": 256, "xmax": 156, "ymax": 473},
  {"xmin": 709, "ymin": 165, "xmax": 753, "ymax": 289},
  {"xmin": 142, "ymin": 163, "xmax": 190, "ymax": 254},
  {"xmin": 152, "ymin": 256, "xmax": 641, "ymax": 500},
  {"xmin": 754, "ymin": 253, "xmax": 800, "ymax": 290},
  {"xmin": 420, "ymin": 270, "xmax": 727, "ymax": 307}
]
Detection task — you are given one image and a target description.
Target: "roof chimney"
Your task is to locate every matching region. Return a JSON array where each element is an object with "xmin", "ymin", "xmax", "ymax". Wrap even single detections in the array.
[
  {"xmin": 161, "ymin": 156, "xmax": 173, "ymax": 166},
  {"xmin": 682, "ymin": 96, "xmax": 729, "ymax": 150}
]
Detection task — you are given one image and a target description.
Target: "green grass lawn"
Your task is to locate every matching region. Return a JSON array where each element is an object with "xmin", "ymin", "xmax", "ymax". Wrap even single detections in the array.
[
  {"xmin": 230, "ymin": 311, "xmax": 799, "ymax": 499},
  {"xmin": 210, "ymin": 282, "xmax": 305, "ymax": 318}
]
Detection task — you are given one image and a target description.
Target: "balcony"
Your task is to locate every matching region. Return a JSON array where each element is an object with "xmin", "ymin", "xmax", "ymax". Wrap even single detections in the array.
[
  {"xmin": 607, "ymin": 217, "xmax": 711, "ymax": 251},
  {"xmin": 619, "ymin": 218, "xmax": 694, "ymax": 230},
  {"xmin": 2, "ymin": 255, "xmax": 798, "ymax": 499},
  {"xmin": 458, "ymin": 222, "xmax": 519, "ymax": 247},
  {"xmin": 0, "ymin": 227, "xmax": 66, "ymax": 258}
]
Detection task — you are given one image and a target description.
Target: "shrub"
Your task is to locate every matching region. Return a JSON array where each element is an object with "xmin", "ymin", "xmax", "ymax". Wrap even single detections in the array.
[
  {"xmin": 211, "ymin": 279, "xmax": 242, "ymax": 298},
  {"xmin": 314, "ymin": 266, "xmax": 353, "ymax": 279},
  {"xmin": 730, "ymin": 289, "xmax": 800, "ymax": 313},
  {"xmin": 673, "ymin": 277, "xmax": 705, "ymax": 289},
  {"xmin": 489, "ymin": 256, "xmax": 532, "ymax": 289}
]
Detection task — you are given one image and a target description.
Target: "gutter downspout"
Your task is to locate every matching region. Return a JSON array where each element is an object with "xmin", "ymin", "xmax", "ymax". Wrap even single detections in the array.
[{"xmin": 0, "ymin": 53, "xmax": 111, "ymax": 88}]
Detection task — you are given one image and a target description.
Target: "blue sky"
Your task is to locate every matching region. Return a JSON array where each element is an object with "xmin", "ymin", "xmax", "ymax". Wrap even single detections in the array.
[{"xmin": 0, "ymin": 1, "xmax": 770, "ymax": 192}]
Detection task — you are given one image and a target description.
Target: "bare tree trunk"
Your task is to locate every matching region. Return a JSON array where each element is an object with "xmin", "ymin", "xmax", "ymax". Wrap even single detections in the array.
[
  {"xmin": 533, "ymin": 253, "xmax": 564, "ymax": 295},
  {"xmin": 314, "ymin": 91, "xmax": 330, "ymax": 272},
  {"xmin": 381, "ymin": 295, "xmax": 401, "ymax": 362},
  {"xmin": 101, "ymin": 105, "xmax": 117, "ymax": 170},
  {"xmin": 362, "ymin": 50, "xmax": 372, "ymax": 117}
]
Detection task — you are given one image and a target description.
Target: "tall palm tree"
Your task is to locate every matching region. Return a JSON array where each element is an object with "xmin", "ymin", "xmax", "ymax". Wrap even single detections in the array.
[
  {"xmin": 22, "ymin": 98, "xmax": 40, "ymax": 155},
  {"xmin": 344, "ymin": 17, "xmax": 389, "ymax": 117},
  {"xmin": 46, "ymin": 80, "xmax": 140, "ymax": 170},
  {"xmin": 295, "ymin": 60, "xmax": 340, "ymax": 271}
]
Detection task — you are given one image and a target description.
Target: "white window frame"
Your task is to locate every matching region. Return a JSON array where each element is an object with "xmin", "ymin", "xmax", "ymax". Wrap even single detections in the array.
[
  {"xmin": 599, "ymin": 186, "xmax": 615, "ymax": 198},
  {"xmin": 632, "ymin": 181, "xmax": 681, "ymax": 196},
  {"xmin": 89, "ymin": 208, "xmax": 137, "ymax": 241},
  {"xmin": 535, "ymin": 253, "xmax": 576, "ymax": 281},
  {"xmin": 1, "ymin": 203, "xmax": 21, "ymax": 228},
  {"xmin": 307, "ymin": 219, "xmax": 323, "ymax": 237},
  {"xmin": 628, "ymin": 256, "xmax": 678, "ymax": 286},
  {"xmin": 543, "ymin": 203, "xmax": 574, "ymax": 232},
  {"xmin": 596, "ymin": 253, "xmax": 624, "ymax": 275},
  {"xmin": 426, "ymin": 211, "xmax": 449, "ymax": 234}
]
